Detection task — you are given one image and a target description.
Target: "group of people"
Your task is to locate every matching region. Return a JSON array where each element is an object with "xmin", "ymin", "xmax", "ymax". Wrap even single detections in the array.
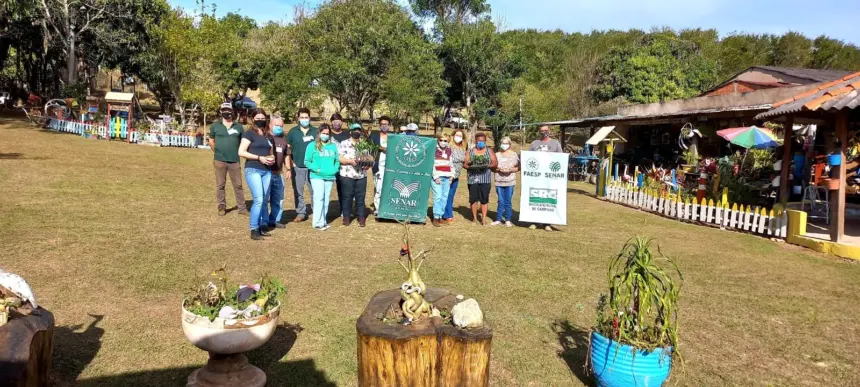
[{"xmin": 209, "ymin": 102, "xmax": 564, "ymax": 239}]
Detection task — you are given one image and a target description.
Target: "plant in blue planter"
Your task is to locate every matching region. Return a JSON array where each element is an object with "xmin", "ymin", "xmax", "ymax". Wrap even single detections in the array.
[{"xmin": 590, "ymin": 236, "xmax": 683, "ymax": 387}]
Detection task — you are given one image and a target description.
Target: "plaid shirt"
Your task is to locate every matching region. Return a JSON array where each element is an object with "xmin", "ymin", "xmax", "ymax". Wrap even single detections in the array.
[{"xmin": 337, "ymin": 139, "xmax": 367, "ymax": 179}]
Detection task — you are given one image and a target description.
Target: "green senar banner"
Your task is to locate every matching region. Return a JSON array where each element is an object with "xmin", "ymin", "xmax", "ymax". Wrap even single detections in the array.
[{"xmin": 378, "ymin": 134, "xmax": 436, "ymax": 223}]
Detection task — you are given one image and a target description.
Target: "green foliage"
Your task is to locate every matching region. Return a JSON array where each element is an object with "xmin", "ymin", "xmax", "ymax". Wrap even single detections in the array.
[
  {"xmin": 295, "ymin": 0, "xmax": 443, "ymax": 120},
  {"xmin": 592, "ymin": 33, "xmax": 719, "ymax": 104},
  {"xmin": 595, "ymin": 236, "xmax": 682, "ymax": 355},
  {"xmin": 408, "ymin": 0, "xmax": 490, "ymax": 23},
  {"xmin": 245, "ymin": 24, "xmax": 318, "ymax": 113}
]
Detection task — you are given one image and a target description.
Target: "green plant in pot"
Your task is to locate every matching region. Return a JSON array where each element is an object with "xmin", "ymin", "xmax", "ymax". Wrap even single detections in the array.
[{"xmin": 590, "ymin": 236, "xmax": 682, "ymax": 387}]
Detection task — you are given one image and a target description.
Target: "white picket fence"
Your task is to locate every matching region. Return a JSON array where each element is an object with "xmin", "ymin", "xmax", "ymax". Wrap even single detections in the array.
[
  {"xmin": 47, "ymin": 118, "xmax": 200, "ymax": 148},
  {"xmin": 606, "ymin": 182, "xmax": 787, "ymax": 238}
]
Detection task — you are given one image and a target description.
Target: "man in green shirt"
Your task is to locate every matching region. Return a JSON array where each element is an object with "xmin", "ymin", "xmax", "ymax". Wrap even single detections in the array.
[
  {"xmin": 209, "ymin": 102, "xmax": 247, "ymax": 216},
  {"xmin": 286, "ymin": 107, "xmax": 318, "ymax": 222}
]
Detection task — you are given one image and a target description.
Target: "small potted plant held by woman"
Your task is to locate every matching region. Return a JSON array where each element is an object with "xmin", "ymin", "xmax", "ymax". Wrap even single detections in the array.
[{"xmin": 589, "ymin": 236, "xmax": 682, "ymax": 387}]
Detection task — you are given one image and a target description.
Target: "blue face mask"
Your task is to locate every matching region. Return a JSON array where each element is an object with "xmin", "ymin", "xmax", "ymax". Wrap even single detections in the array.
[
  {"xmin": 320, "ymin": 134, "xmax": 330, "ymax": 142},
  {"xmin": 272, "ymin": 126, "xmax": 284, "ymax": 136},
  {"xmin": 300, "ymin": 119, "xmax": 310, "ymax": 127},
  {"xmin": 405, "ymin": 131, "xmax": 418, "ymax": 136},
  {"xmin": 476, "ymin": 141, "xmax": 486, "ymax": 149}
]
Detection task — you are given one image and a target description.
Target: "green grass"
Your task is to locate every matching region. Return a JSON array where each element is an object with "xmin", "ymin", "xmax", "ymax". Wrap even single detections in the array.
[{"xmin": 2, "ymin": 119, "xmax": 860, "ymax": 386}]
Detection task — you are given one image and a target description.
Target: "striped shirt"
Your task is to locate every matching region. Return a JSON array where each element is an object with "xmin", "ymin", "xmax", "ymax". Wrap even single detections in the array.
[
  {"xmin": 433, "ymin": 146, "xmax": 453, "ymax": 179},
  {"xmin": 467, "ymin": 148, "xmax": 492, "ymax": 185}
]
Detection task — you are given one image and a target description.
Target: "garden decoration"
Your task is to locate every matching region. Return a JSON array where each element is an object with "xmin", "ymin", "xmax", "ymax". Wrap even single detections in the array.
[
  {"xmin": 589, "ymin": 237, "xmax": 683, "ymax": 387},
  {"xmin": 0, "ymin": 268, "xmax": 54, "ymax": 387},
  {"xmin": 181, "ymin": 266, "xmax": 286, "ymax": 387},
  {"xmin": 356, "ymin": 223, "xmax": 493, "ymax": 387}
]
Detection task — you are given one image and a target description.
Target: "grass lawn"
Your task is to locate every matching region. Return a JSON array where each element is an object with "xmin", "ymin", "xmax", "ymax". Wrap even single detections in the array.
[{"xmin": 2, "ymin": 118, "xmax": 859, "ymax": 386}]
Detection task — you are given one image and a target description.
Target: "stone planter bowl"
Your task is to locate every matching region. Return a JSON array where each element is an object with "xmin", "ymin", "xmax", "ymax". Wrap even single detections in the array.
[{"xmin": 181, "ymin": 301, "xmax": 280, "ymax": 355}]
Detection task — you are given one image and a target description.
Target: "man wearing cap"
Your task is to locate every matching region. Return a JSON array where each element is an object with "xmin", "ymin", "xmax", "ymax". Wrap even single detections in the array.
[
  {"xmin": 337, "ymin": 123, "xmax": 370, "ymax": 227},
  {"xmin": 404, "ymin": 123, "xmax": 419, "ymax": 136},
  {"xmin": 209, "ymin": 102, "xmax": 247, "ymax": 216},
  {"xmin": 286, "ymin": 107, "xmax": 317, "ymax": 222}
]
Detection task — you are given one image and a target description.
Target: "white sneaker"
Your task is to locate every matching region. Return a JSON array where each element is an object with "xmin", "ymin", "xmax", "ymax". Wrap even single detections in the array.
[
  {"xmin": 314, "ymin": 226, "xmax": 325, "ymax": 231},
  {"xmin": 490, "ymin": 221, "xmax": 502, "ymax": 226},
  {"xmin": 544, "ymin": 225, "xmax": 552, "ymax": 232},
  {"xmin": 323, "ymin": 225, "xmax": 331, "ymax": 231},
  {"xmin": 505, "ymin": 221, "xmax": 513, "ymax": 227}
]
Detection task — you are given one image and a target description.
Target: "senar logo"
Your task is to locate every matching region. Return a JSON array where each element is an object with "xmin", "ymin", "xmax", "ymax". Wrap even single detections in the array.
[
  {"xmin": 529, "ymin": 188, "xmax": 557, "ymax": 205},
  {"xmin": 549, "ymin": 161, "xmax": 561, "ymax": 172}
]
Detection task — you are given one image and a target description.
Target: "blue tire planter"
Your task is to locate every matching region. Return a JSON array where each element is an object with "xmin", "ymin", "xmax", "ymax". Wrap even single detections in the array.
[
  {"xmin": 828, "ymin": 153, "xmax": 842, "ymax": 166},
  {"xmin": 590, "ymin": 331, "xmax": 672, "ymax": 387}
]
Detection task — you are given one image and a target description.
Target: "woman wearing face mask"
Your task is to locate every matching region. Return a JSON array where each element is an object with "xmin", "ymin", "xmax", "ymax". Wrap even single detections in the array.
[
  {"xmin": 304, "ymin": 124, "xmax": 340, "ymax": 231},
  {"xmin": 238, "ymin": 108, "xmax": 275, "ymax": 240},
  {"xmin": 337, "ymin": 123, "xmax": 371, "ymax": 227},
  {"xmin": 491, "ymin": 136, "xmax": 519, "ymax": 227},
  {"xmin": 431, "ymin": 133, "xmax": 454, "ymax": 227},
  {"xmin": 443, "ymin": 129, "xmax": 468, "ymax": 224},
  {"xmin": 463, "ymin": 132, "xmax": 498, "ymax": 225},
  {"xmin": 266, "ymin": 115, "xmax": 290, "ymax": 230}
]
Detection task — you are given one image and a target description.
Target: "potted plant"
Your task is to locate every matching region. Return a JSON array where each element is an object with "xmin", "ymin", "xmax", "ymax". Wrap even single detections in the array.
[
  {"xmin": 181, "ymin": 266, "xmax": 286, "ymax": 387},
  {"xmin": 680, "ymin": 149, "xmax": 700, "ymax": 173},
  {"xmin": 354, "ymin": 137, "xmax": 379, "ymax": 169},
  {"xmin": 590, "ymin": 236, "xmax": 682, "ymax": 387}
]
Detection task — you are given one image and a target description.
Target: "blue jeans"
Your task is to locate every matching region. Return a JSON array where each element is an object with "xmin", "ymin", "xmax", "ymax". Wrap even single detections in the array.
[
  {"xmin": 245, "ymin": 168, "xmax": 271, "ymax": 230},
  {"xmin": 443, "ymin": 178, "xmax": 459, "ymax": 219},
  {"xmin": 310, "ymin": 178, "xmax": 333, "ymax": 228},
  {"xmin": 432, "ymin": 177, "xmax": 451, "ymax": 219},
  {"xmin": 496, "ymin": 185, "xmax": 514, "ymax": 222},
  {"xmin": 267, "ymin": 174, "xmax": 285, "ymax": 226}
]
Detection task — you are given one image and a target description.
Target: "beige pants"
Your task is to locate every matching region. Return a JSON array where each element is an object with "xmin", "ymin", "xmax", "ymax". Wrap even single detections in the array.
[{"xmin": 214, "ymin": 160, "xmax": 246, "ymax": 211}]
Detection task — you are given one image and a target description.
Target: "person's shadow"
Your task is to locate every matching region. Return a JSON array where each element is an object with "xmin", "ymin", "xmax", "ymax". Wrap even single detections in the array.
[
  {"xmin": 73, "ymin": 322, "xmax": 336, "ymax": 386},
  {"xmin": 551, "ymin": 320, "xmax": 595, "ymax": 386},
  {"xmin": 51, "ymin": 314, "xmax": 105, "ymax": 385}
]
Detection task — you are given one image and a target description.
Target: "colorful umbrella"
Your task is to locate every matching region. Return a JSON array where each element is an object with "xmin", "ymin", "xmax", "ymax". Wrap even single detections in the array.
[{"xmin": 716, "ymin": 126, "xmax": 780, "ymax": 149}]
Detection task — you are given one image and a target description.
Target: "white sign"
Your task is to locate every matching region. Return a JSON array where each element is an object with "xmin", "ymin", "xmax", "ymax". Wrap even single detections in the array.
[{"xmin": 518, "ymin": 151, "xmax": 569, "ymax": 225}]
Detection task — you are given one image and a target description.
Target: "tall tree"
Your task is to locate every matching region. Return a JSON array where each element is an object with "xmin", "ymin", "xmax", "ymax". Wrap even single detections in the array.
[
  {"xmin": 591, "ymin": 33, "xmax": 719, "ymax": 104},
  {"xmin": 771, "ymin": 31, "xmax": 812, "ymax": 68},
  {"xmin": 408, "ymin": 0, "xmax": 489, "ymax": 24},
  {"xmin": 295, "ymin": 0, "xmax": 444, "ymax": 120}
]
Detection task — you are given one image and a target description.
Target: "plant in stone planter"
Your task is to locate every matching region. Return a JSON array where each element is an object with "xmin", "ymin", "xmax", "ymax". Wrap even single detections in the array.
[
  {"xmin": 181, "ymin": 266, "xmax": 286, "ymax": 387},
  {"xmin": 590, "ymin": 236, "xmax": 683, "ymax": 387}
]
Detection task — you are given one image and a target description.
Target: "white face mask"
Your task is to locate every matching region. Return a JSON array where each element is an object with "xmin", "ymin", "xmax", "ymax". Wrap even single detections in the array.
[
  {"xmin": 454, "ymin": 135, "xmax": 463, "ymax": 143},
  {"xmin": 501, "ymin": 144, "xmax": 510, "ymax": 151}
]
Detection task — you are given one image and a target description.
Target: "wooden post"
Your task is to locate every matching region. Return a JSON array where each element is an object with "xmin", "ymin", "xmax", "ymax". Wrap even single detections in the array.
[
  {"xmin": 357, "ymin": 289, "xmax": 492, "ymax": 387},
  {"xmin": 779, "ymin": 117, "xmax": 794, "ymax": 205},
  {"xmin": 560, "ymin": 126, "xmax": 566, "ymax": 149},
  {"xmin": 831, "ymin": 111, "xmax": 848, "ymax": 243}
]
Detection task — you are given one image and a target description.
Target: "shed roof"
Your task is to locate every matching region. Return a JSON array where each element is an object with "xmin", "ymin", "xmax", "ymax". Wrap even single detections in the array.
[
  {"xmin": 105, "ymin": 92, "xmax": 135, "ymax": 103},
  {"xmin": 753, "ymin": 66, "xmax": 856, "ymax": 83},
  {"xmin": 755, "ymin": 72, "xmax": 860, "ymax": 120}
]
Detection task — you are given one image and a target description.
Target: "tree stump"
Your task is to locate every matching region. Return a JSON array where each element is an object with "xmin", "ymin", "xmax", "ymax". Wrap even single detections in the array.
[
  {"xmin": 356, "ymin": 288, "xmax": 492, "ymax": 387},
  {"xmin": 0, "ymin": 308, "xmax": 55, "ymax": 387}
]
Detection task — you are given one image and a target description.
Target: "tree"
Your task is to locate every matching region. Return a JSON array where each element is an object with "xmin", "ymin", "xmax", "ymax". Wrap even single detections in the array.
[
  {"xmin": 716, "ymin": 33, "xmax": 775, "ymax": 79},
  {"xmin": 295, "ymin": 0, "xmax": 444, "ymax": 120},
  {"xmin": 771, "ymin": 31, "xmax": 812, "ymax": 68},
  {"xmin": 591, "ymin": 33, "xmax": 719, "ymax": 104},
  {"xmin": 438, "ymin": 19, "xmax": 511, "ymax": 136},
  {"xmin": 408, "ymin": 0, "xmax": 489, "ymax": 24},
  {"xmin": 245, "ymin": 23, "xmax": 319, "ymax": 114},
  {"xmin": 810, "ymin": 36, "xmax": 860, "ymax": 70},
  {"xmin": 37, "ymin": 0, "xmax": 165, "ymax": 84}
]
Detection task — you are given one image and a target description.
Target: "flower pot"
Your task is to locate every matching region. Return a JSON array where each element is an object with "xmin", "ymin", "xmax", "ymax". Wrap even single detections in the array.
[
  {"xmin": 589, "ymin": 331, "xmax": 672, "ymax": 387},
  {"xmin": 827, "ymin": 153, "xmax": 841, "ymax": 166},
  {"xmin": 181, "ymin": 302, "xmax": 280, "ymax": 387},
  {"xmin": 823, "ymin": 178, "xmax": 841, "ymax": 191}
]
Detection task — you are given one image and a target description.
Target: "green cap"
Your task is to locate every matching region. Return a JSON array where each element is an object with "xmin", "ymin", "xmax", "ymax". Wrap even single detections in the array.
[{"xmin": 349, "ymin": 123, "xmax": 363, "ymax": 131}]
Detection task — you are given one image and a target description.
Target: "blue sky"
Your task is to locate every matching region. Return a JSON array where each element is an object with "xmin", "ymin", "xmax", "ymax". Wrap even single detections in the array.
[{"xmin": 168, "ymin": 0, "xmax": 860, "ymax": 45}]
